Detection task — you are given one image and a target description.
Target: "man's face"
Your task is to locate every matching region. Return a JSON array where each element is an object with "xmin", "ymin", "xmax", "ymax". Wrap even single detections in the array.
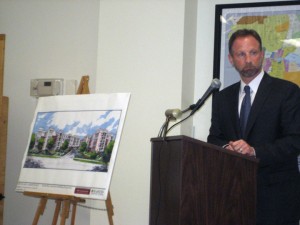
[{"xmin": 228, "ymin": 35, "xmax": 264, "ymax": 82}]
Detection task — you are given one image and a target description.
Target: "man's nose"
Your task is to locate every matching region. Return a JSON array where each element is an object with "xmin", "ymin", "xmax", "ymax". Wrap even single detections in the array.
[{"xmin": 245, "ymin": 53, "xmax": 252, "ymax": 63}]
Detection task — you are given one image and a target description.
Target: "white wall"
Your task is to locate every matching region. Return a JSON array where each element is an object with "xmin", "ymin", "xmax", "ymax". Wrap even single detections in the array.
[
  {"xmin": 0, "ymin": 0, "xmax": 280, "ymax": 225},
  {"xmin": 0, "ymin": 1, "xmax": 99, "ymax": 225},
  {"xmin": 92, "ymin": 1, "xmax": 185, "ymax": 224}
]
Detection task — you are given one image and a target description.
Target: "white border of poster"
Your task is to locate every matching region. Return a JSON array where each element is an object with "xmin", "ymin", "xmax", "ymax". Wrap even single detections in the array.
[{"xmin": 16, "ymin": 93, "xmax": 130, "ymax": 200}]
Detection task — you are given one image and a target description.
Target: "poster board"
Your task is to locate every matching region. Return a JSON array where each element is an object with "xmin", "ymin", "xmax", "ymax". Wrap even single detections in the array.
[{"xmin": 16, "ymin": 93, "xmax": 130, "ymax": 200}]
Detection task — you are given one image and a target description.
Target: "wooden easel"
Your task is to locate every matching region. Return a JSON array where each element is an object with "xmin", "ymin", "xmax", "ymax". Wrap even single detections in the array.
[
  {"xmin": 76, "ymin": 75, "xmax": 90, "ymax": 95},
  {"xmin": 0, "ymin": 34, "xmax": 9, "ymax": 225},
  {"xmin": 24, "ymin": 192, "xmax": 85, "ymax": 225},
  {"xmin": 24, "ymin": 75, "xmax": 114, "ymax": 225}
]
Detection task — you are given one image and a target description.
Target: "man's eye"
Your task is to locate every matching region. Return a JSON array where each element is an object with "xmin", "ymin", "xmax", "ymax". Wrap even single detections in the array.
[
  {"xmin": 236, "ymin": 52, "xmax": 245, "ymax": 58},
  {"xmin": 235, "ymin": 51, "xmax": 259, "ymax": 58}
]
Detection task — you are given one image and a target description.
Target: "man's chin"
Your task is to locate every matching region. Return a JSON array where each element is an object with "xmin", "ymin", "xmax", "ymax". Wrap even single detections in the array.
[{"xmin": 241, "ymin": 69, "xmax": 259, "ymax": 78}]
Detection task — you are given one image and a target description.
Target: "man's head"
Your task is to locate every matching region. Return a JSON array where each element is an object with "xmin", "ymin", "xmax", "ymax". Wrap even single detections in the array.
[
  {"xmin": 228, "ymin": 29, "xmax": 264, "ymax": 83},
  {"xmin": 229, "ymin": 29, "xmax": 262, "ymax": 56}
]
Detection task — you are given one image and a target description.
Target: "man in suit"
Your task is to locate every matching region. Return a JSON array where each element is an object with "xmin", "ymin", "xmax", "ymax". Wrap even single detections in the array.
[{"xmin": 207, "ymin": 29, "xmax": 300, "ymax": 225}]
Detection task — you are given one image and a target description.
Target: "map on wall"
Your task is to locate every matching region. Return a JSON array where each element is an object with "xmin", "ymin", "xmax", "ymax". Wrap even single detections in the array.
[
  {"xmin": 16, "ymin": 93, "xmax": 130, "ymax": 200},
  {"xmin": 218, "ymin": 3, "xmax": 300, "ymax": 88}
]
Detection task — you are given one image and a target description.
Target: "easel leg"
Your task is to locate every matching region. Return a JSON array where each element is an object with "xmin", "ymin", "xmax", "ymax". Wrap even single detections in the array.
[
  {"xmin": 24, "ymin": 193, "xmax": 85, "ymax": 225},
  {"xmin": 70, "ymin": 201, "xmax": 78, "ymax": 225},
  {"xmin": 52, "ymin": 199, "xmax": 62, "ymax": 225},
  {"xmin": 60, "ymin": 200, "xmax": 70, "ymax": 225},
  {"xmin": 105, "ymin": 192, "xmax": 114, "ymax": 225},
  {"xmin": 32, "ymin": 197, "xmax": 47, "ymax": 225}
]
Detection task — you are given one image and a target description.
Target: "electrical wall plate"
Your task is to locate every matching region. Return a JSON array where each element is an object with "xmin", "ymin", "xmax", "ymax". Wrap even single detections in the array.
[
  {"xmin": 65, "ymin": 79, "xmax": 78, "ymax": 95},
  {"xmin": 30, "ymin": 78, "xmax": 64, "ymax": 97}
]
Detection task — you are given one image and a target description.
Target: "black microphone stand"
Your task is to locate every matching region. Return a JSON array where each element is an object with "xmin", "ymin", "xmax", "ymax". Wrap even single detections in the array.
[{"xmin": 158, "ymin": 115, "xmax": 172, "ymax": 138}]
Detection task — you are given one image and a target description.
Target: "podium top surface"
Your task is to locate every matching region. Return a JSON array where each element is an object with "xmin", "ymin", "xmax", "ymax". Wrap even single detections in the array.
[{"xmin": 151, "ymin": 135, "xmax": 259, "ymax": 163}]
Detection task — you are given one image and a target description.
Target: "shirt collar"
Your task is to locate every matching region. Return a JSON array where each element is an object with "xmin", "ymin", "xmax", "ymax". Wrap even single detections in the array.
[{"xmin": 240, "ymin": 70, "xmax": 264, "ymax": 94}]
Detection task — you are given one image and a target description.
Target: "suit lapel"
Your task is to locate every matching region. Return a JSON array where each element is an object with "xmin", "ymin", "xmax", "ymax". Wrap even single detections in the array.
[
  {"xmin": 227, "ymin": 83, "xmax": 241, "ymax": 139},
  {"xmin": 244, "ymin": 73, "xmax": 273, "ymax": 138}
]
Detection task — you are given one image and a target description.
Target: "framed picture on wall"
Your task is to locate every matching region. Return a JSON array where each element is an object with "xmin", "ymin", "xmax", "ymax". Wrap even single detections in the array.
[{"xmin": 213, "ymin": 1, "xmax": 300, "ymax": 89}]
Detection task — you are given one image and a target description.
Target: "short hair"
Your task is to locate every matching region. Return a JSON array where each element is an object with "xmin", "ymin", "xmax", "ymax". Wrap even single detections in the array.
[{"xmin": 228, "ymin": 29, "xmax": 262, "ymax": 55}]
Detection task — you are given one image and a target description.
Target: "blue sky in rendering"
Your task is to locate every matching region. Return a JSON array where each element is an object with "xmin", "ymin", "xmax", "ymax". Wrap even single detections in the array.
[{"xmin": 32, "ymin": 110, "xmax": 121, "ymax": 138}]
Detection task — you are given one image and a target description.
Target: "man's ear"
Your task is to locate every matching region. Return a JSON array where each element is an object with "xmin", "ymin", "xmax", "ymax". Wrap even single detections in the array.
[
  {"xmin": 260, "ymin": 50, "xmax": 265, "ymax": 59},
  {"xmin": 228, "ymin": 54, "xmax": 233, "ymax": 65}
]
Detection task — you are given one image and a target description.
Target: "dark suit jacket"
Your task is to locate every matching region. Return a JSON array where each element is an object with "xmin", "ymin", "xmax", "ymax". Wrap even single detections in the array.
[{"xmin": 207, "ymin": 73, "xmax": 300, "ymax": 225}]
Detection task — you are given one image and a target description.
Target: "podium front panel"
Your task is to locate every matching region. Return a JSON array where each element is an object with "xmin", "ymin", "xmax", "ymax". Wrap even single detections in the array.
[{"xmin": 149, "ymin": 135, "xmax": 258, "ymax": 225}]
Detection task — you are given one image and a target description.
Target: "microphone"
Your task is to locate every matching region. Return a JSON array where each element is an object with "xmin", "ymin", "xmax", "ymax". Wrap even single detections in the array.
[
  {"xmin": 190, "ymin": 78, "xmax": 221, "ymax": 115},
  {"xmin": 158, "ymin": 108, "xmax": 182, "ymax": 137},
  {"xmin": 165, "ymin": 108, "xmax": 182, "ymax": 121}
]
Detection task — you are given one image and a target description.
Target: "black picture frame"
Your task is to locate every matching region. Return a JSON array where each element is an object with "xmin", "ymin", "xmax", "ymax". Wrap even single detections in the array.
[{"xmin": 213, "ymin": 1, "xmax": 300, "ymax": 89}]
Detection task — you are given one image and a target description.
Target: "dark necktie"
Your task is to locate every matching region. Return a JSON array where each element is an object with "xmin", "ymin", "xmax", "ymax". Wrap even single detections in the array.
[{"xmin": 240, "ymin": 85, "xmax": 251, "ymax": 138}]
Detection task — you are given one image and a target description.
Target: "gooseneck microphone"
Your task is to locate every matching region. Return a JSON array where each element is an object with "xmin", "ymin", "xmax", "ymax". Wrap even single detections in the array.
[
  {"xmin": 165, "ymin": 109, "xmax": 182, "ymax": 121},
  {"xmin": 158, "ymin": 78, "xmax": 221, "ymax": 138},
  {"xmin": 190, "ymin": 78, "xmax": 221, "ymax": 115}
]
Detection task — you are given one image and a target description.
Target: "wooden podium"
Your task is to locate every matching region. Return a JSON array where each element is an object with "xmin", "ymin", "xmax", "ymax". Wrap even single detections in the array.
[{"xmin": 149, "ymin": 135, "xmax": 259, "ymax": 225}]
